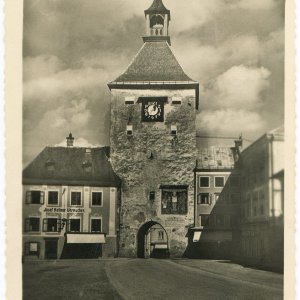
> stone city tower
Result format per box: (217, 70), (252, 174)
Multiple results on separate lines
(108, 0), (199, 258)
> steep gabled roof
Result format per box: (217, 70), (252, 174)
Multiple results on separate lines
(196, 147), (235, 170)
(111, 42), (196, 83)
(23, 147), (121, 187)
(145, 0), (170, 18)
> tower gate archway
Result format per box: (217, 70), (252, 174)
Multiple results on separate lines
(137, 221), (169, 258)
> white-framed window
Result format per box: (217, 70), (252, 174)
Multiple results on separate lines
(47, 190), (59, 206)
(127, 125), (133, 136)
(26, 191), (44, 204)
(214, 176), (225, 187)
(90, 217), (102, 232)
(197, 193), (210, 205)
(43, 217), (61, 232)
(25, 217), (40, 232)
(171, 97), (182, 105)
(24, 242), (40, 256)
(68, 218), (81, 232)
(199, 176), (210, 188)
(125, 96), (135, 105)
(91, 191), (103, 206)
(70, 191), (82, 206)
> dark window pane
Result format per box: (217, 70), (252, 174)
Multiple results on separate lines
(197, 193), (210, 204)
(161, 189), (187, 214)
(215, 177), (225, 187)
(47, 218), (58, 232)
(91, 219), (101, 232)
(201, 215), (209, 227)
(199, 177), (209, 187)
(92, 192), (102, 206)
(48, 191), (58, 205)
(31, 191), (41, 204)
(69, 219), (80, 232)
(28, 218), (40, 232)
(71, 192), (81, 206)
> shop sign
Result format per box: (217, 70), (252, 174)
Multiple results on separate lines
(43, 207), (85, 213)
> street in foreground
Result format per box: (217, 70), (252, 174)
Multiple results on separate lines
(23, 259), (283, 300)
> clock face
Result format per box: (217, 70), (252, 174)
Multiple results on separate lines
(142, 100), (164, 122)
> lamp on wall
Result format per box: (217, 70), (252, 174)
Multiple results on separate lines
(60, 218), (69, 230)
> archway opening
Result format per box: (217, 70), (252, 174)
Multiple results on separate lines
(137, 221), (169, 258)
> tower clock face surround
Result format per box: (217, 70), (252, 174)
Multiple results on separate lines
(139, 97), (167, 122)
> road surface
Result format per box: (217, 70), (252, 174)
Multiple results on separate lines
(23, 259), (283, 300)
(106, 259), (283, 300)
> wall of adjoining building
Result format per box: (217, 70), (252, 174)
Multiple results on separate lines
(22, 184), (118, 260)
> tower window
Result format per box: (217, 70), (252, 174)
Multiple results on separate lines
(125, 96), (135, 105)
(149, 191), (155, 201)
(127, 125), (133, 136)
(171, 97), (182, 105)
(171, 125), (177, 135)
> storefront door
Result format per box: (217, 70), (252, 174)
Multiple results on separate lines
(45, 239), (58, 259)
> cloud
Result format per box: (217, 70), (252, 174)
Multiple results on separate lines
(204, 65), (271, 109)
(23, 55), (65, 81)
(234, 0), (276, 11)
(197, 109), (266, 136)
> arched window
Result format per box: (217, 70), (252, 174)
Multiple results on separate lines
(150, 15), (164, 36)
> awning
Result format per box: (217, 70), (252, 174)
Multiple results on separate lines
(66, 233), (106, 244)
(154, 244), (168, 249)
(193, 231), (202, 242)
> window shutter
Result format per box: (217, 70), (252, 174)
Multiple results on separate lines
(40, 191), (45, 204)
(37, 243), (40, 256)
(209, 194), (212, 205)
(57, 219), (62, 232)
(43, 219), (48, 232)
(25, 219), (30, 232)
(26, 191), (32, 204)
(25, 243), (30, 255)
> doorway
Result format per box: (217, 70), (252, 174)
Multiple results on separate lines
(45, 239), (58, 259)
(137, 221), (169, 258)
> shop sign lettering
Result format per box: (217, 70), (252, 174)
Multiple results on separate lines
(43, 207), (85, 213)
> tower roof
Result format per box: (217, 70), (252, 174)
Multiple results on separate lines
(145, 0), (170, 18)
(110, 42), (195, 83)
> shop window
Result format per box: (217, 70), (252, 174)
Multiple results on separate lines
(158, 230), (164, 240)
(48, 191), (58, 205)
(43, 218), (61, 232)
(71, 191), (81, 206)
(214, 176), (225, 187)
(230, 176), (240, 187)
(68, 219), (81, 232)
(161, 187), (187, 215)
(197, 193), (210, 205)
(91, 218), (102, 232)
(199, 176), (210, 187)
(26, 191), (44, 204)
(25, 217), (40, 232)
(200, 215), (209, 227)
(216, 215), (224, 226)
(92, 192), (102, 206)
(24, 242), (40, 256)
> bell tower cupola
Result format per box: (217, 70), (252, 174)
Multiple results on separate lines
(143, 0), (171, 45)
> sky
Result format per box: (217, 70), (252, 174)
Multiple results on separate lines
(23, 0), (285, 166)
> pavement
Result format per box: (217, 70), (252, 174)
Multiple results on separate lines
(23, 258), (283, 300)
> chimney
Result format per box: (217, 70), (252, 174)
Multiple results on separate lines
(66, 133), (74, 147)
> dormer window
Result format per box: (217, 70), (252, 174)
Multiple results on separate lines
(45, 159), (55, 171)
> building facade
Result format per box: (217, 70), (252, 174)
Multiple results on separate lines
(22, 135), (121, 260)
(108, 0), (200, 258)
(236, 126), (284, 271)
(187, 146), (240, 258)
